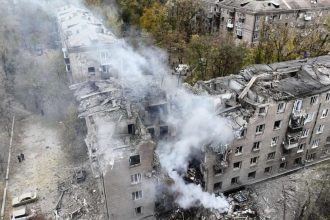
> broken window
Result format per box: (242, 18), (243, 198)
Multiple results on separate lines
(248, 171), (256, 179)
(233, 161), (242, 169)
(132, 191), (143, 200)
(305, 112), (315, 123)
(135, 206), (143, 215)
(213, 182), (222, 191)
(256, 124), (265, 134)
(250, 156), (259, 165)
(131, 173), (142, 184)
(293, 99), (303, 112)
(273, 120), (281, 130)
(271, 136), (279, 147)
(214, 167), (223, 175)
(252, 141), (261, 151)
(310, 95), (318, 105)
(160, 126), (169, 139)
(277, 102), (286, 113)
(129, 155), (140, 166)
(128, 124), (135, 135)
(264, 166), (272, 173)
(298, 143), (305, 152)
(312, 139), (320, 148)
(259, 107), (267, 115)
(280, 162), (287, 169)
(316, 125), (324, 134)
(321, 109), (328, 118)
(306, 153), (316, 161)
(235, 146), (243, 155)
(231, 176), (239, 185)
(238, 128), (247, 139)
(326, 93), (330, 102)
(294, 157), (302, 165)
(267, 152), (276, 160)
(88, 67), (95, 73)
(148, 128), (155, 138)
(301, 128), (309, 138)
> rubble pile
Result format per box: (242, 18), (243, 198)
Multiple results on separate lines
(54, 167), (104, 220)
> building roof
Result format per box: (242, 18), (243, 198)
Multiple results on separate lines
(218, 0), (330, 13)
(57, 6), (116, 50)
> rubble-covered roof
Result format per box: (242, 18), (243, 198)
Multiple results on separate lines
(196, 55), (330, 126)
(57, 6), (116, 50)
(218, 0), (330, 13)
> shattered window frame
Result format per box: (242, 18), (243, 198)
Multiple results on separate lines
(273, 120), (281, 130)
(264, 166), (272, 174)
(310, 95), (319, 105)
(271, 136), (279, 146)
(129, 155), (141, 167)
(277, 102), (286, 113)
(311, 139), (320, 148)
(231, 176), (239, 185)
(235, 146), (243, 155)
(267, 152), (276, 160)
(255, 124), (265, 134)
(135, 206), (143, 215)
(250, 156), (259, 165)
(248, 171), (256, 179)
(213, 182), (222, 191)
(233, 161), (242, 170)
(305, 112), (315, 123)
(280, 162), (287, 169)
(326, 93), (330, 102)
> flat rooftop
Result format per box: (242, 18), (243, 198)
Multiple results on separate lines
(218, 0), (330, 13)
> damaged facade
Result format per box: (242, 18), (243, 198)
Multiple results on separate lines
(58, 5), (330, 220)
(197, 55), (330, 192)
(204, 0), (330, 43)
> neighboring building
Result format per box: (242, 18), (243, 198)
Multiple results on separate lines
(196, 55), (330, 192)
(205, 0), (330, 43)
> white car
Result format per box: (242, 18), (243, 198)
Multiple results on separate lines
(12, 192), (38, 207)
(11, 207), (28, 220)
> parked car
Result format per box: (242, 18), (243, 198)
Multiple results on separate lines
(11, 206), (28, 220)
(12, 192), (38, 207)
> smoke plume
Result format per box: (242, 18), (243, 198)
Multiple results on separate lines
(26, 0), (234, 212)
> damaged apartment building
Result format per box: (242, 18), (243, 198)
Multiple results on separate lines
(57, 4), (330, 220)
(196, 55), (330, 193)
(204, 0), (330, 43)
(57, 5), (169, 220)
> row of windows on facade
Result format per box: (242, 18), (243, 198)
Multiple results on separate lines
(234, 132), (326, 159)
(214, 154), (318, 190)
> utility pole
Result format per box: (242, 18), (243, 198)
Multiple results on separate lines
(0, 115), (15, 220)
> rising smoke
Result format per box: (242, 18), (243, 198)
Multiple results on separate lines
(25, 0), (234, 212)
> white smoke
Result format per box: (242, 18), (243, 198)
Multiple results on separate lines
(25, 0), (235, 212)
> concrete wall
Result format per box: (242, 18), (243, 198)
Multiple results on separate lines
(104, 141), (156, 220)
(205, 91), (330, 192)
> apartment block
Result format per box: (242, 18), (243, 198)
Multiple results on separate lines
(205, 0), (330, 43)
(196, 55), (330, 192)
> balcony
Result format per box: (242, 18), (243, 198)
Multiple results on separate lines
(288, 112), (306, 133)
(283, 134), (300, 150)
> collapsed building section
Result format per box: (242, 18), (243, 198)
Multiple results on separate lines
(57, 4), (330, 220)
(196, 55), (330, 193)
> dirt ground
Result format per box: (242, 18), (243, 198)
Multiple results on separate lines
(249, 161), (330, 220)
(4, 115), (104, 219)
